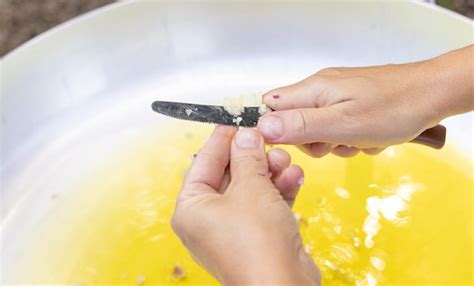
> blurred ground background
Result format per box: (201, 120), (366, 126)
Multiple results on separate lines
(0, 0), (115, 56)
(0, 0), (473, 57)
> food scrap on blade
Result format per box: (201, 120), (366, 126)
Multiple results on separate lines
(232, 116), (243, 125)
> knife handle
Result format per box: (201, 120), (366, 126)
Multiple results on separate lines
(410, 124), (446, 149)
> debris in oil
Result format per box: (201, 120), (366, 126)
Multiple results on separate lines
(171, 265), (186, 281)
(304, 242), (314, 254)
(294, 212), (308, 226)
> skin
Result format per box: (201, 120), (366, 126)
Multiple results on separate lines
(171, 45), (473, 284)
(171, 126), (320, 285)
(257, 45), (473, 157)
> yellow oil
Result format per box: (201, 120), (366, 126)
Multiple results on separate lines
(12, 123), (473, 285)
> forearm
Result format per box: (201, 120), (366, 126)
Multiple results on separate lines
(426, 45), (474, 119)
(216, 248), (318, 286)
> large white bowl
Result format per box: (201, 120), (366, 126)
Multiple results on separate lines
(1, 0), (473, 282)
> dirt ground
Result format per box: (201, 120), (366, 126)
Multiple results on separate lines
(0, 0), (472, 57)
(0, 0), (115, 56)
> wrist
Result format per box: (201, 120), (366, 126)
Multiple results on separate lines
(220, 262), (315, 286)
(422, 45), (474, 120)
(217, 249), (317, 285)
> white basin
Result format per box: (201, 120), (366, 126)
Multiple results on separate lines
(1, 1), (472, 284)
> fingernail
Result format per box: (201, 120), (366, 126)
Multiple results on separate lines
(235, 128), (260, 148)
(258, 115), (283, 140)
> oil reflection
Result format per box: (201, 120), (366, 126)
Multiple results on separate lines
(298, 177), (423, 285)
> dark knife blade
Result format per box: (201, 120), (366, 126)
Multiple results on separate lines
(151, 101), (261, 127)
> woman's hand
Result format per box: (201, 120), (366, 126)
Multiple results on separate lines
(257, 45), (473, 157)
(171, 126), (320, 285)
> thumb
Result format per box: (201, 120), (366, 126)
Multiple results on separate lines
(257, 107), (350, 145)
(229, 128), (273, 189)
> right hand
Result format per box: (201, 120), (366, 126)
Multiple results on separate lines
(257, 45), (473, 157)
(171, 127), (320, 285)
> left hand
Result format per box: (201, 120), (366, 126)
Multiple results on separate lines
(171, 126), (320, 285)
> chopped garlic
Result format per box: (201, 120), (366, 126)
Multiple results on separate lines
(232, 117), (243, 125)
(223, 94), (263, 116)
(224, 97), (245, 116)
(185, 108), (193, 116)
(258, 104), (269, 115)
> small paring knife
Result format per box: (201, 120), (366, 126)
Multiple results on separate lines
(151, 100), (446, 149)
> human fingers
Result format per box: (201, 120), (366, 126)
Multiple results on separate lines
(257, 106), (352, 145)
(267, 148), (291, 178)
(182, 126), (237, 195)
(272, 165), (304, 207)
(331, 145), (360, 158)
(297, 143), (332, 158)
(228, 128), (274, 194)
(362, 147), (385, 155)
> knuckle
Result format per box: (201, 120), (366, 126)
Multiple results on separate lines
(292, 110), (316, 140)
(337, 107), (376, 146)
(310, 153), (324, 158)
(232, 154), (268, 175)
(306, 74), (327, 90)
(232, 153), (262, 169)
(293, 110), (308, 137)
(332, 146), (359, 158)
(310, 149), (329, 158)
(309, 143), (330, 158)
(197, 150), (227, 169)
(267, 148), (290, 167)
(317, 67), (342, 76)
(338, 107), (364, 131)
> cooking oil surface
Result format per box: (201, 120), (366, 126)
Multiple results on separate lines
(8, 123), (473, 285)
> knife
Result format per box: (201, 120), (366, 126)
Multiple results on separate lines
(151, 100), (261, 127)
(151, 100), (446, 149)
